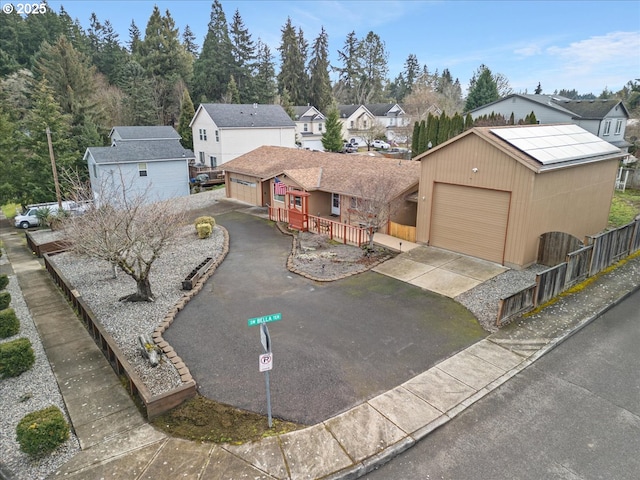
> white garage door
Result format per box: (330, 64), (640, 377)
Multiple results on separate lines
(430, 183), (510, 264)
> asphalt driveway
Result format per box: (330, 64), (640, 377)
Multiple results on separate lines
(164, 210), (486, 425)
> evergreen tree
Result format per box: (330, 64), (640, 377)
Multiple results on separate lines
(224, 75), (241, 103)
(177, 89), (195, 150)
(182, 25), (199, 58)
(138, 6), (192, 124)
(418, 119), (427, 154)
(127, 20), (142, 54)
(0, 11), (23, 75)
(464, 112), (473, 130)
(411, 121), (420, 156)
(253, 39), (277, 104)
(308, 27), (332, 112)
(450, 112), (465, 138)
(335, 31), (361, 103)
(426, 113), (439, 148)
(437, 111), (450, 144)
(321, 105), (344, 152)
(0, 103), (23, 205)
(355, 31), (388, 104)
(464, 64), (500, 111)
(118, 60), (157, 125)
(20, 78), (77, 205)
(229, 9), (256, 103)
(87, 15), (127, 84)
(192, 1), (234, 103)
(277, 18), (308, 105)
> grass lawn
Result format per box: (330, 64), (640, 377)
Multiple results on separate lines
(609, 189), (640, 228)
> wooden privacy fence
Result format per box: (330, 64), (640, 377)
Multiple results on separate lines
(43, 254), (197, 419)
(497, 218), (640, 326)
(388, 221), (416, 243)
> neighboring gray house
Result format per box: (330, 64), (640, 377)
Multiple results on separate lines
(109, 126), (181, 143)
(190, 103), (296, 167)
(85, 127), (193, 206)
(292, 105), (326, 150)
(468, 94), (631, 151)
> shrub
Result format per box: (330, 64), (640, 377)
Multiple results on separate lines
(196, 222), (213, 239)
(16, 406), (69, 456)
(194, 216), (216, 229)
(0, 337), (35, 378)
(0, 274), (8, 290)
(0, 308), (19, 338)
(0, 291), (10, 310)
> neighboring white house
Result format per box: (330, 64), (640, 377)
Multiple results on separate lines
(189, 103), (296, 168)
(292, 105), (326, 151)
(85, 127), (193, 206)
(468, 94), (631, 152)
(332, 104), (377, 146)
(364, 103), (409, 143)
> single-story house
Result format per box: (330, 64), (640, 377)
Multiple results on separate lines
(222, 145), (420, 230)
(414, 124), (626, 269)
(293, 106), (326, 151)
(85, 128), (194, 206)
(189, 103), (296, 168)
(468, 94), (631, 152)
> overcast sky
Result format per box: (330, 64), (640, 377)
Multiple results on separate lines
(42, 0), (640, 96)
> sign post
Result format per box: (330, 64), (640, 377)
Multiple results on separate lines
(248, 313), (280, 428)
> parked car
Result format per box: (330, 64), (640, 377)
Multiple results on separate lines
(342, 142), (358, 153)
(372, 139), (390, 149)
(14, 201), (87, 229)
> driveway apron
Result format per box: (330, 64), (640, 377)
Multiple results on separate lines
(163, 211), (486, 425)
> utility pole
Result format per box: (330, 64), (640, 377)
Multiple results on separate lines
(46, 126), (63, 208)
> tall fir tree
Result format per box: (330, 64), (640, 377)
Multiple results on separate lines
(127, 20), (142, 54)
(277, 18), (308, 106)
(118, 60), (157, 125)
(229, 9), (256, 103)
(182, 25), (199, 58)
(464, 64), (500, 111)
(356, 31), (388, 104)
(321, 105), (344, 152)
(411, 121), (420, 156)
(253, 39), (277, 104)
(0, 103), (23, 204)
(308, 26), (332, 112)
(335, 31), (361, 104)
(192, 0), (234, 103)
(177, 89), (195, 150)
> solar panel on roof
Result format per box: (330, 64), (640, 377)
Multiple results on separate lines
(490, 125), (620, 165)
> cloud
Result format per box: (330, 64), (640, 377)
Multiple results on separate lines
(514, 45), (542, 57)
(546, 31), (639, 70)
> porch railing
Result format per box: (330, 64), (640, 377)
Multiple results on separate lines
(269, 207), (371, 247)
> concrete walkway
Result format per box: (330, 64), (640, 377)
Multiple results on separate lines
(3, 222), (640, 479)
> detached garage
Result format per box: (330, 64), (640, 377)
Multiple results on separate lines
(415, 124), (625, 269)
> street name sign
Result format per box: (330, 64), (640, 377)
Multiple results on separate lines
(247, 312), (282, 327)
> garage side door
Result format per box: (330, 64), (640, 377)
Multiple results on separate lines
(430, 183), (510, 264)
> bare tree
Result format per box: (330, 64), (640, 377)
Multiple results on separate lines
(347, 171), (411, 249)
(357, 123), (387, 150)
(61, 169), (186, 302)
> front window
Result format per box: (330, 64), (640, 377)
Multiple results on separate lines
(615, 119), (623, 135)
(350, 120), (354, 128)
(199, 128), (207, 141)
(138, 163), (147, 177)
(303, 123), (308, 132)
(363, 120), (368, 128)
(603, 120), (611, 136)
(318, 123), (323, 132)
(215, 130), (219, 142)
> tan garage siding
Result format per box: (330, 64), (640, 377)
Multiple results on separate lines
(430, 183), (511, 263)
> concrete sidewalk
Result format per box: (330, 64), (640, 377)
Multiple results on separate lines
(3, 223), (640, 479)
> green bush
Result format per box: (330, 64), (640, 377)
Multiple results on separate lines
(194, 216), (216, 229)
(0, 274), (8, 290)
(0, 337), (35, 378)
(196, 222), (213, 239)
(0, 308), (19, 338)
(0, 291), (10, 310)
(16, 406), (70, 456)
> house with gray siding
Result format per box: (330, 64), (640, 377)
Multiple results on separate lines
(85, 127), (193, 206)
(468, 94), (631, 151)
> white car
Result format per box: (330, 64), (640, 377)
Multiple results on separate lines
(372, 139), (390, 149)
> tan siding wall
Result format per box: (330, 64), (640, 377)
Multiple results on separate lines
(308, 191), (332, 217)
(417, 134), (535, 266)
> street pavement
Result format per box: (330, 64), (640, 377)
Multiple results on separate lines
(2, 202), (640, 479)
(363, 287), (640, 479)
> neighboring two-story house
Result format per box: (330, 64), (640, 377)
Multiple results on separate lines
(364, 103), (409, 144)
(468, 94), (631, 152)
(190, 103), (296, 168)
(333, 104), (377, 146)
(85, 126), (194, 206)
(292, 106), (326, 151)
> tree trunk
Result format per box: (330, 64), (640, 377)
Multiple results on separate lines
(119, 276), (154, 302)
